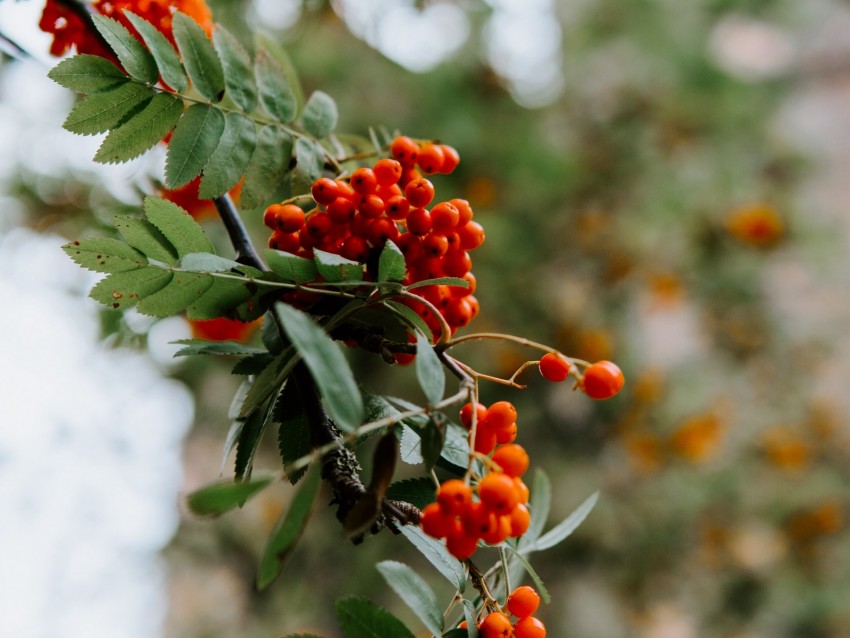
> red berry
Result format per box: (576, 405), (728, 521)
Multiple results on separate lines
(417, 143), (445, 174)
(405, 177), (435, 208)
(350, 167), (377, 194)
(436, 479), (472, 515)
(366, 217), (399, 246)
(438, 144), (460, 174)
(357, 193), (385, 218)
(430, 201), (460, 233)
(514, 616), (546, 638)
(458, 220), (485, 250)
(510, 503), (531, 537)
(482, 401), (517, 433)
(311, 177), (339, 205)
(492, 444), (529, 478)
(479, 612), (513, 638)
(406, 207), (432, 236)
(385, 195), (410, 220)
(268, 230), (300, 253)
(460, 402), (488, 429)
(327, 196), (356, 224)
(539, 352), (571, 382)
(442, 250), (472, 277)
(507, 586), (540, 618)
(445, 522), (478, 559)
(582, 361), (625, 400)
(420, 502), (454, 539)
(478, 473), (519, 515)
(305, 211), (332, 237)
(423, 233), (449, 258)
(340, 236), (369, 262)
(390, 135), (420, 166)
(373, 158), (403, 186)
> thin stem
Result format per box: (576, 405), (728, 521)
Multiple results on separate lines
(397, 289), (453, 345)
(467, 560), (500, 614)
(499, 546), (512, 601)
(442, 331), (591, 368)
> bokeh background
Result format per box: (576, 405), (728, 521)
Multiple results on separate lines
(3, 0), (850, 636)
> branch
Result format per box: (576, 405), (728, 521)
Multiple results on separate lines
(213, 194), (266, 270)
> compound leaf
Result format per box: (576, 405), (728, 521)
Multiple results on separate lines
(62, 81), (149, 135)
(241, 125), (293, 210)
(48, 54), (127, 94)
(213, 25), (257, 112)
(385, 477), (435, 510)
(377, 240), (405, 283)
(531, 491), (599, 553)
(165, 103), (226, 188)
(143, 197), (214, 257)
(275, 377), (312, 485)
(113, 215), (178, 265)
(172, 11), (224, 102)
(199, 111), (257, 198)
(94, 92), (183, 164)
(90, 267), (172, 310)
(398, 525), (466, 591)
(63, 237), (146, 273)
(313, 249), (363, 283)
(91, 14), (157, 83)
(266, 249), (318, 283)
(124, 11), (188, 92)
(135, 271), (214, 317)
(414, 330), (444, 405)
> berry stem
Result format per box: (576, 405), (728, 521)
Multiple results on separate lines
(441, 332), (591, 366)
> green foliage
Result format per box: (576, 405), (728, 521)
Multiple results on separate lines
(63, 237), (146, 273)
(199, 112), (257, 198)
(47, 54), (126, 94)
(266, 248), (319, 283)
(113, 215), (178, 265)
(313, 249), (364, 283)
(172, 11), (224, 102)
(256, 47), (296, 123)
(414, 331), (445, 405)
(384, 477), (435, 510)
(377, 241), (406, 283)
(376, 560), (443, 637)
(335, 596), (415, 638)
(174, 339), (265, 357)
(165, 103), (226, 188)
(186, 475), (273, 516)
(213, 25), (258, 112)
(143, 197), (214, 256)
(275, 377), (312, 484)
(93, 92), (183, 163)
(530, 491), (599, 553)
(398, 525), (466, 591)
(91, 14), (158, 83)
(301, 90), (338, 138)
(62, 81), (149, 135)
(124, 11), (188, 92)
(240, 125), (292, 210)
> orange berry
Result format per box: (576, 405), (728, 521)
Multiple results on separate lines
(492, 444), (530, 478)
(479, 611), (513, 638)
(421, 502), (454, 539)
(446, 522), (478, 559)
(311, 177), (339, 205)
(373, 158), (403, 186)
(508, 586), (540, 618)
(481, 514), (512, 545)
(474, 423), (498, 455)
(514, 616), (546, 638)
(385, 195), (410, 220)
(582, 361), (625, 400)
(514, 478), (530, 505)
(417, 143), (445, 174)
(478, 473), (519, 515)
(404, 177), (435, 208)
(390, 135), (420, 166)
(430, 201), (460, 233)
(539, 352), (571, 382)
(460, 402), (488, 429)
(268, 230), (300, 254)
(482, 401), (518, 433)
(458, 220), (485, 250)
(276, 204), (306, 233)
(406, 207), (432, 236)
(461, 501), (495, 539)
(451, 198), (474, 226)
(350, 167), (378, 194)
(509, 503), (531, 537)
(442, 249), (472, 277)
(438, 144), (460, 174)
(495, 423), (518, 445)
(437, 479), (473, 515)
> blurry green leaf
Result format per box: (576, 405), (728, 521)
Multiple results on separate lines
(399, 423), (425, 465)
(504, 546), (551, 604)
(384, 300), (432, 343)
(136, 271), (214, 317)
(398, 525), (465, 591)
(524, 468), (552, 545)
(173, 339), (264, 357)
(199, 112), (257, 198)
(385, 477), (435, 510)
(275, 303), (363, 432)
(172, 11), (224, 102)
(143, 197), (215, 257)
(186, 474), (273, 516)
(266, 248), (318, 283)
(91, 15), (157, 83)
(124, 11), (187, 92)
(238, 348), (293, 419)
(462, 599), (480, 638)
(48, 54), (126, 94)
(335, 596), (415, 638)
(165, 103), (226, 188)
(256, 47), (296, 123)
(220, 419), (245, 474)
(419, 413), (446, 470)
(234, 405), (268, 479)
(301, 90), (338, 138)
(314, 249), (363, 283)
(531, 491), (599, 552)
(94, 93), (183, 164)
(213, 25), (257, 112)
(241, 125), (292, 210)
(62, 81), (149, 135)
(186, 277), (254, 319)
(376, 560), (443, 637)
(406, 277), (469, 291)
(292, 137), (324, 194)
(178, 252), (242, 272)
(257, 466), (320, 589)
(414, 331), (444, 405)
(113, 215), (178, 265)
(90, 267), (172, 310)
(378, 241), (405, 282)
(231, 352), (275, 376)
(439, 422), (469, 470)
(62, 237), (146, 273)
(275, 377), (312, 485)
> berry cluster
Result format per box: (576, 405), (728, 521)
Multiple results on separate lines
(263, 136), (485, 341)
(538, 352), (625, 400)
(472, 586), (546, 637)
(420, 401), (531, 560)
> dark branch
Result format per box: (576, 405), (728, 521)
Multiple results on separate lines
(213, 194), (266, 270)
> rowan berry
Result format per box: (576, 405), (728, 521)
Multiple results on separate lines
(461, 500), (494, 538)
(414, 256), (444, 280)
(460, 402), (488, 429)
(396, 233), (423, 261)
(514, 616), (546, 638)
(510, 503), (531, 537)
(268, 230), (300, 254)
(442, 250), (472, 277)
(417, 143), (445, 174)
(349, 213), (370, 238)
(458, 220), (485, 250)
(438, 144), (460, 174)
(377, 184), (403, 201)
(430, 201), (460, 233)
(311, 177), (339, 205)
(444, 297), (474, 328)
(385, 195), (410, 220)
(305, 210), (332, 237)
(507, 585), (540, 619)
(492, 444), (530, 478)
(327, 196), (356, 224)
(582, 360), (625, 400)
(423, 233), (449, 258)
(445, 523), (478, 559)
(539, 352), (571, 382)
(450, 272), (477, 297)
(405, 177), (435, 208)
(334, 179), (355, 199)
(263, 204), (278, 229)
(495, 423), (517, 445)
(474, 424), (498, 455)
(482, 401), (518, 433)
(421, 502), (454, 539)
(406, 207), (432, 236)
(357, 193), (385, 218)
(366, 217), (399, 246)
(340, 236), (369, 262)
(390, 135), (420, 166)
(479, 611), (513, 638)
(350, 167), (378, 194)
(451, 198), (474, 226)
(481, 513), (512, 545)
(373, 158), (403, 186)
(478, 473), (519, 515)
(514, 478), (530, 505)
(437, 479), (473, 515)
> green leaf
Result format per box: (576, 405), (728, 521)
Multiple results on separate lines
(238, 348), (294, 419)
(136, 271), (214, 317)
(144, 197), (215, 257)
(275, 377), (312, 485)
(384, 300), (432, 343)
(385, 477), (435, 510)
(336, 596), (415, 638)
(301, 90), (338, 138)
(419, 413), (446, 470)
(186, 474), (273, 516)
(275, 303), (364, 432)
(90, 267), (172, 310)
(113, 215), (178, 265)
(292, 136), (324, 194)
(220, 419), (245, 473)
(378, 241), (406, 283)
(406, 277), (470, 291)
(462, 600), (480, 638)
(531, 491), (599, 552)
(399, 423), (425, 465)
(313, 249), (364, 283)
(178, 252), (242, 272)
(257, 465), (320, 589)
(241, 125), (293, 210)
(232, 352), (275, 376)
(91, 14), (157, 83)
(124, 11), (188, 92)
(165, 103), (226, 188)
(94, 92), (183, 164)
(439, 422), (470, 470)
(266, 248), (318, 283)
(63, 237), (146, 273)
(173, 339), (265, 357)
(524, 468), (552, 546)
(186, 277), (254, 320)
(62, 81), (149, 135)
(398, 525), (466, 591)
(504, 546), (551, 604)
(199, 112), (257, 199)
(172, 11), (225, 102)
(414, 331), (444, 405)
(213, 25), (257, 112)
(255, 47), (296, 123)
(376, 560), (443, 637)
(234, 405), (268, 479)
(48, 54), (127, 94)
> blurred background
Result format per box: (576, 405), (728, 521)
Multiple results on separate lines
(2, 0), (850, 636)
